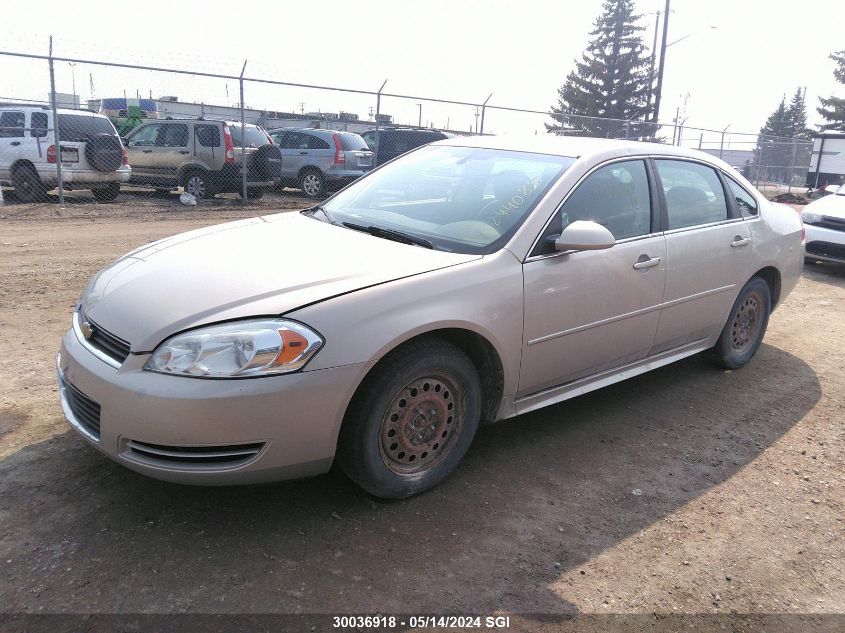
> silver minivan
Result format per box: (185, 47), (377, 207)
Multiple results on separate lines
(268, 128), (373, 198)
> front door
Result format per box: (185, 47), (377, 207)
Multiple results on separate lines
(519, 159), (666, 398)
(0, 110), (24, 180)
(153, 122), (190, 185)
(649, 158), (754, 354)
(125, 122), (162, 182)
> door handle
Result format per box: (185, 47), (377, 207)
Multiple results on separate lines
(633, 256), (661, 270)
(299, 151), (308, 155)
(142, 149), (152, 153)
(179, 150), (190, 154)
(731, 237), (752, 248)
(10, 141), (20, 146)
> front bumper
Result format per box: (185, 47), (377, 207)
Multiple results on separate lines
(805, 223), (845, 263)
(57, 325), (370, 485)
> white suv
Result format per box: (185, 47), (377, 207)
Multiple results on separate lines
(0, 105), (131, 202)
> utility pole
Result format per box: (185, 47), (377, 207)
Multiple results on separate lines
(299, 102), (306, 115)
(652, 0), (671, 123)
(68, 62), (77, 103)
(416, 103), (422, 127)
(645, 11), (660, 118)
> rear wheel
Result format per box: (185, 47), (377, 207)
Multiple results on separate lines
(12, 165), (49, 202)
(299, 169), (326, 199)
(181, 170), (215, 199)
(708, 277), (771, 369)
(337, 338), (481, 499)
(91, 183), (120, 201)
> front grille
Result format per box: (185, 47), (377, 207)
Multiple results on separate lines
(124, 440), (265, 469)
(63, 379), (101, 440)
(81, 313), (131, 364)
(806, 241), (845, 262)
(818, 216), (845, 232)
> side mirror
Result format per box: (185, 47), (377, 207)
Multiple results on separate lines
(553, 220), (615, 252)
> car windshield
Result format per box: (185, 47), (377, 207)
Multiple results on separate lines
(57, 114), (117, 142)
(320, 145), (573, 254)
(228, 124), (269, 148)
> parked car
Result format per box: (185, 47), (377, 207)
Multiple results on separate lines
(361, 127), (450, 166)
(267, 128), (373, 198)
(802, 183), (845, 263)
(0, 105), (130, 202)
(57, 135), (803, 499)
(124, 119), (282, 199)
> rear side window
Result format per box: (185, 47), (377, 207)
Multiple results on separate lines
(57, 114), (117, 141)
(30, 112), (48, 138)
(195, 124), (220, 147)
(159, 124), (188, 147)
(0, 111), (25, 138)
(726, 177), (758, 217)
(338, 133), (368, 151)
(655, 160), (729, 229)
(305, 134), (330, 150)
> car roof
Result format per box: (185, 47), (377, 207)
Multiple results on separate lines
(436, 134), (732, 168)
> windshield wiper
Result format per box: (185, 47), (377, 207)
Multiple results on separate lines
(304, 204), (339, 225)
(342, 222), (433, 249)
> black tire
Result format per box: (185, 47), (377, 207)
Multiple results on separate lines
(299, 169), (326, 199)
(84, 134), (124, 172)
(337, 337), (482, 499)
(12, 164), (49, 202)
(181, 170), (215, 199)
(707, 277), (772, 369)
(91, 183), (120, 202)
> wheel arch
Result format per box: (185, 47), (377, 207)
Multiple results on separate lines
(753, 266), (781, 308)
(298, 164), (324, 180)
(10, 158), (37, 175)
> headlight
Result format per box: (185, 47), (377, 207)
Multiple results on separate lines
(801, 210), (822, 225)
(144, 319), (323, 378)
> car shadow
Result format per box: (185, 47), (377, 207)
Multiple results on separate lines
(0, 344), (820, 623)
(803, 261), (845, 286)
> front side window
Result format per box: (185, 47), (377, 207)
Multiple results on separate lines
(321, 145), (573, 254)
(0, 111), (25, 138)
(726, 177), (758, 217)
(159, 124), (188, 147)
(126, 124), (160, 147)
(655, 159), (729, 229)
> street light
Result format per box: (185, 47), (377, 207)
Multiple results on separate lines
(68, 62), (77, 104)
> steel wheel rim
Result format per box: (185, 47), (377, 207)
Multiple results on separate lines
(186, 176), (206, 198)
(378, 374), (465, 476)
(302, 174), (320, 196)
(731, 290), (763, 351)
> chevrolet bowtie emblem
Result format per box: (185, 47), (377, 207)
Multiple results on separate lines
(80, 320), (94, 339)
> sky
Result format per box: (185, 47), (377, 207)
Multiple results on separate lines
(0, 0), (842, 152)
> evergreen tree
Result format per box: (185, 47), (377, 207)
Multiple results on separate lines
(785, 87), (811, 139)
(817, 50), (845, 131)
(547, 0), (652, 138)
(755, 97), (791, 182)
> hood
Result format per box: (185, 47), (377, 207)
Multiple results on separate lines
(81, 212), (479, 351)
(805, 192), (845, 219)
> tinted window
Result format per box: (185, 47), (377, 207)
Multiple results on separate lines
(228, 124), (269, 148)
(726, 177), (758, 217)
(159, 124), (188, 147)
(195, 124), (220, 147)
(305, 134), (330, 150)
(57, 114), (116, 141)
(0, 111), (25, 138)
(126, 124), (160, 147)
(338, 133), (368, 151)
(559, 160), (651, 242)
(30, 112), (48, 138)
(655, 160), (729, 229)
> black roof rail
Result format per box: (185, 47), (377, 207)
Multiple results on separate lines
(0, 102), (50, 110)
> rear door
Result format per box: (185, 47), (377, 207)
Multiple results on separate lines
(125, 122), (162, 181)
(303, 131), (333, 173)
(276, 131), (308, 180)
(194, 123), (222, 171)
(649, 158), (753, 354)
(25, 111), (50, 165)
(0, 110), (24, 178)
(338, 132), (373, 170)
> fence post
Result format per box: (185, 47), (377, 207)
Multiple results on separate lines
(373, 79), (387, 167)
(239, 60), (247, 203)
(479, 93), (492, 135)
(788, 136), (798, 193)
(47, 36), (65, 206)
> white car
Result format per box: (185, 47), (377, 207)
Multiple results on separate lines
(802, 184), (845, 263)
(0, 105), (131, 202)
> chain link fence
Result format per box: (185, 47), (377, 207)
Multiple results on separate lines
(0, 44), (817, 205)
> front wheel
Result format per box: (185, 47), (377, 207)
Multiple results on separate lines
(337, 338), (482, 499)
(707, 277), (771, 369)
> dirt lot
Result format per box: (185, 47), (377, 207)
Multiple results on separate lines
(0, 193), (843, 630)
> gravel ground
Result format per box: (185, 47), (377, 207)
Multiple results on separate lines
(0, 194), (842, 630)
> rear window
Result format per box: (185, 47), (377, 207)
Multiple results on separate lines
(338, 133), (368, 151)
(57, 114), (117, 141)
(227, 124), (269, 148)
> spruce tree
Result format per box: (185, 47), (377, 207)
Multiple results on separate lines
(785, 88), (810, 139)
(548, 0), (652, 138)
(755, 97), (791, 182)
(817, 50), (845, 131)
